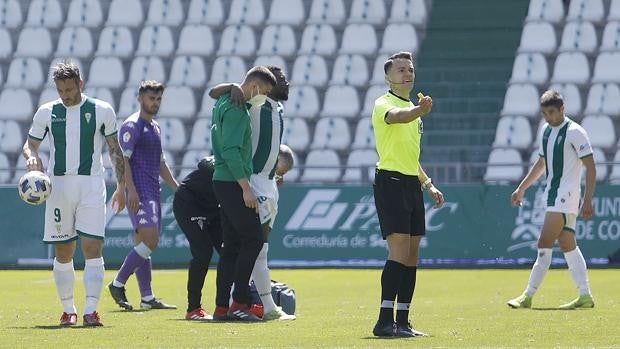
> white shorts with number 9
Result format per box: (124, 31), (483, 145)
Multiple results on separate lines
(44, 175), (106, 243)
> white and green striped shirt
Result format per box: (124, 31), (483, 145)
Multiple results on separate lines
(28, 94), (117, 177)
(538, 117), (593, 213)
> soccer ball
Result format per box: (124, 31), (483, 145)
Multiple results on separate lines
(18, 171), (52, 205)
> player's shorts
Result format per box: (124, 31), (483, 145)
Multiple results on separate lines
(546, 188), (580, 216)
(127, 195), (161, 232)
(562, 213), (577, 232)
(373, 169), (425, 239)
(44, 175), (106, 243)
(251, 174), (278, 228)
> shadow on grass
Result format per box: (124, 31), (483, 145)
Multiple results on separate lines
(531, 307), (574, 311)
(5, 325), (114, 330)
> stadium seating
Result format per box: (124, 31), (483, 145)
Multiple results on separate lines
(307, 0), (346, 26)
(380, 23), (418, 55)
(106, 0), (144, 27)
(0, 28), (11, 60)
(38, 88), (58, 106)
(158, 86), (196, 119)
(146, 0), (184, 26)
(591, 147), (609, 181)
(0, 152), (10, 183)
(177, 25), (215, 56)
(83, 87), (116, 110)
(126, 56), (166, 88)
(349, 0), (385, 25)
(330, 54), (368, 87)
(266, 0), (304, 26)
(510, 53), (548, 85)
(88, 57), (125, 88)
(0, 0), (23, 29)
(320, 85), (360, 118)
(492, 116), (532, 150)
(96, 26), (135, 58)
(566, 0), (604, 23)
(549, 83), (582, 116)
(389, 0), (427, 26)
(484, 148), (524, 183)
(600, 21), (620, 51)
(26, 0), (63, 28)
(291, 55), (328, 87)
(187, 118), (212, 150)
(551, 52), (590, 85)
(608, 149), (620, 183)
(310, 117), (351, 151)
(159, 118), (187, 152)
(217, 25), (257, 57)
(117, 87), (139, 118)
(186, 0), (224, 26)
(592, 53), (620, 83)
(584, 83), (620, 116)
(0, 120), (23, 153)
(0, 89), (33, 121)
(610, 0), (620, 21)
(519, 22), (556, 54)
(581, 115), (616, 149)
(197, 90), (217, 118)
(342, 149), (378, 183)
(136, 25), (175, 57)
(298, 24), (337, 56)
(351, 117), (375, 149)
(15, 28), (53, 58)
(66, 0), (104, 28)
(56, 27), (95, 59)
(559, 21), (597, 54)
(6, 58), (44, 90)
(301, 149), (341, 182)
(168, 56), (207, 87)
(525, 0), (564, 23)
(361, 84), (386, 117)
(208, 55), (247, 86)
(340, 24), (377, 56)
(254, 55), (288, 76)
(281, 117), (310, 152)
(179, 149), (211, 179)
(257, 25), (297, 57)
(501, 84), (539, 117)
(227, 0), (265, 26)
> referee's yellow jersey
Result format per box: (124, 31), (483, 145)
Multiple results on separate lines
(371, 91), (423, 176)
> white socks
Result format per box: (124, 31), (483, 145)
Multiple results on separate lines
(251, 243), (278, 313)
(83, 257), (105, 315)
(564, 247), (591, 296)
(525, 248), (552, 296)
(53, 258), (77, 314)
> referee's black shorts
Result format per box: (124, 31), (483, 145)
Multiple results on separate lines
(373, 169), (426, 239)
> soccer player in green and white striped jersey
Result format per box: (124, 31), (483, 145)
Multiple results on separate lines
(209, 65), (296, 320)
(22, 61), (126, 326)
(508, 90), (596, 310)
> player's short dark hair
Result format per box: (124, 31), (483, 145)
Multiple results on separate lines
(265, 65), (289, 101)
(244, 66), (277, 87)
(540, 90), (564, 109)
(52, 61), (81, 83)
(384, 51), (415, 74)
(138, 80), (165, 95)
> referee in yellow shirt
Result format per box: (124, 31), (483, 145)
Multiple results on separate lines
(371, 51), (445, 338)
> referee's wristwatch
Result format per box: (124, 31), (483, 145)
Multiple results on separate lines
(422, 177), (432, 190)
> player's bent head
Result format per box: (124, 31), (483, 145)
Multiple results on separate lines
(52, 60), (82, 84)
(277, 144), (295, 174)
(540, 90), (564, 109)
(265, 65), (289, 101)
(244, 66), (277, 95)
(52, 61), (83, 106)
(138, 80), (165, 96)
(384, 51), (415, 75)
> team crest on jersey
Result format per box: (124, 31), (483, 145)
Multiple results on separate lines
(418, 120), (424, 134)
(85, 113), (92, 123)
(123, 131), (131, 143)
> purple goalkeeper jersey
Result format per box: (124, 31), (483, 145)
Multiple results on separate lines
(119, 113), (162, 200)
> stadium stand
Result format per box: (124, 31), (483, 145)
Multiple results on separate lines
(1, 0), (618, 186)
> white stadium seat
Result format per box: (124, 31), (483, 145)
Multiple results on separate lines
(179, 150), (211, 179)
(0, 89), (33, 121)
(370, 55), (389, 85)
(168, 56), (207, 88)
(351, 117), (375, 149)
(83, 87), (115, 110)
(102, 151), (118, 183)
(117, 87), (140, 118)
(96, 26), (134, 58)
(253, 55), (288, 77)
(106, 0), (144, 27)
(208, 56), (247, 86)
(548, 83), (582, 116)
(291, 55), (328, 87)
(298, 24), (337, 56)
(380, 24), (418, 55)
(551, 52), (590, 85)
(492, 116), (532, 150)
(559, 21), (597, 54)
(342, 149), (378, 183)
(567, 0), (604, 23)
(146, 0), (184, 26)
(389, 0), (427, 26)
(301, 149), (341, 182)
(484, 148), (523, 183)
(15, 28), (53, 58)
(340, 24), (377, 56)
(610, 0), (620, 21)
(6, 58), (43, 90)
(501, 84), (540, 117)
(88, 57), (125, 88)
(362, 84), (387, 117)
(0, 152), (11, 184)
(266, 0), (304, 26)
(349, 0), (385, 24)
(136, 25), (175, 57)
(186, 0), (223, 26)
(0, 29), (11, 60)
(38, 88), (59, 107)
(526, 0), (564, 23)
(67, 0), (103, 27)
(307, 0), (345, 25)
(227, 0), (265, 26)
(197, 90), (216, 118)
(126, 56), (166, 88)
(284, 86), (320, 119)
(330, 54), (368, 87)
(0, 0), (22, 29)
(281, 118), (309, 152)
(518, 22), (556, 54)
(158, 118), (186, 151)
(257, 25), (296, 57)
(311, 117), (351, 151)
(26, 0), (63, 28)
(158, 86), (196, 119)
(321, 85), (360, 119)
(591, 147), (608, 181)
(584, 83), (620, 116)
(591, 53), (620, 83)
(510, 53), (548, 85)
(56, 27), (94, 59)
(217, 25), (256, 57)
(177, 25), (215, 56)
(600, 21), (620, 52)
(187, 119), (212, 150)
(0, 120), (23, 153)
(581, 115), (615, 149)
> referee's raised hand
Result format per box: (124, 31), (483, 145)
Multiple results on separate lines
(417, 94), (433, 115)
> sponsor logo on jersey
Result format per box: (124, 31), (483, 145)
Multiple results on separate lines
(139, 218), (148, 225)
(143, 127), (149, 133)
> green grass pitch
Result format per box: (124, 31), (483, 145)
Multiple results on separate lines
(0, 269), (618, 348)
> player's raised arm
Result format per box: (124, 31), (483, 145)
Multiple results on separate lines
(208, 83), (245, 107)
